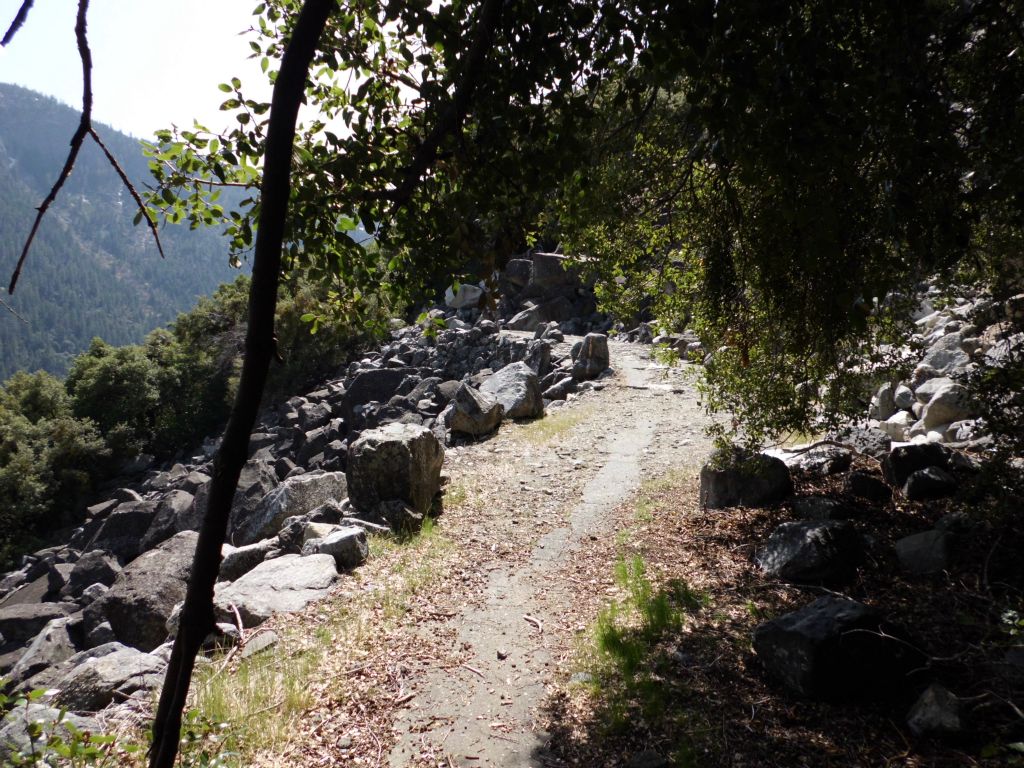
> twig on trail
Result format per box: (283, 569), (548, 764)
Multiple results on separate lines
(230, 602), (247, 645)
(523, 614), (543, 633)
(461, 663), (486, 680)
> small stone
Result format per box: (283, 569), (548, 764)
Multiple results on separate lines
(907, 683), (961, 736)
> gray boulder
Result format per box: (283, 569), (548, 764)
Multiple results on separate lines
(868, 382), (897, 421)
(231, 471), (348, 546)
(61, 550), (121, 599)
(346, 423), (444, 521)
(895, 530), (951, 575)
(214, 554), (339, 627)
(341, 367), (418, 423)
(7, 616), (81, 685)
(0, 703), (99, 762)
(445, 383), (504, 436)
(903, 466), (958, 501)
(504, 258), (532, 287)
(301, 526), (368, 570)
(219, 539), (276, 582)
(845, 470), (893, 502)
(907, 683), (961, 736)
(194, 455), (278, 542)
(445, 283), (484, 309)
(480, 361), (544, 420)
(753, 596), (923, 701)
(918, 332), (970, 376)
(0, 603), (74, 647)
(882, 443), (960, 488)
(920, 382), (972, 430)
(756, 521), (863, 584)
(52, 644), (165, 712)
(88, 501), (158, 562)
(699, 448), (792, 509)
(830, 426), (891, 460)
(141, 490), (198, 551)
(83, 531), (196, 652)
(572, 333), (610, 381)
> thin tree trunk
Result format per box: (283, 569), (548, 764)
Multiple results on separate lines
(147, 2), (335, 765)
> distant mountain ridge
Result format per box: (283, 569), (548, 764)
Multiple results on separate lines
(0, 83), (243, 380)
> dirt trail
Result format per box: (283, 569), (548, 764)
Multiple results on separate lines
(387, 339), (713, 767)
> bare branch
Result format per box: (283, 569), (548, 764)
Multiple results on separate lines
(9, 0), (167, 291)
(88, 127), (165, 259)
(8, 0), (92, 294)
(0, 295), (29, 324)
(1, 0), (34, 47)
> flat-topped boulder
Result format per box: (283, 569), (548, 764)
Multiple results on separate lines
(214, 554), (339, 628)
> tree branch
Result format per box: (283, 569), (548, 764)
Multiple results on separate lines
(8, 0), (91, 295)
(1, 0), (33, 46)
(8, 0), (166, 293)
(88, 127), (165, 258)
(0, 295), (29, 324)
(384, 0), (504, 212)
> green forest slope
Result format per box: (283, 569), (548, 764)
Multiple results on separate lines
(0, 83), (242, 380)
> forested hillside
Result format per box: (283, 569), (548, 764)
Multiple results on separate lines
(0, 83), (241, 380)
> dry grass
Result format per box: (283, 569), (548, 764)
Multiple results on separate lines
(183, 517), (454, 763)
(515, 402), (593, 445)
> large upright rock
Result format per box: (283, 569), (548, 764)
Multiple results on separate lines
(346, 423), (444, 521)
(572, 333), (610, 381)
(230, 471), (348, 546)
(214, 554), (339, 627)
(480, 361), (544, 419)
(699, 448), (792, 509)
(445, 383), (504, 436)
(753, 596), (923, 701)
(194, 454), (278, 539)
(83, 531), (196, 652)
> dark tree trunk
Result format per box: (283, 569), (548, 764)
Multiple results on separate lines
(146, 2), (335, 766)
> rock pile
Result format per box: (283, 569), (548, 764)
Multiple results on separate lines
(867, 288), (1024, 448)
(0, 276), (613, 729)
(697, 433), (985, 736)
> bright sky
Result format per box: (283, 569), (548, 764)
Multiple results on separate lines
(0, 0), (270, 139)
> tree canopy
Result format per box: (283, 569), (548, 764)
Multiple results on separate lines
(146, 0), (1024, 444)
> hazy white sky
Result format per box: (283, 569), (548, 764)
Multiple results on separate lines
(0, 0), (270, 138)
